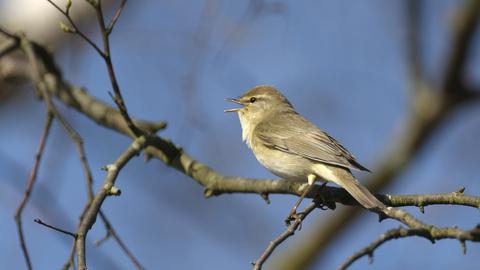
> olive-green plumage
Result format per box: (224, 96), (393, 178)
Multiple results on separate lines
(225, 85), (386, 212)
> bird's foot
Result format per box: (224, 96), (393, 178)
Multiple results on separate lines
(284, 209), (302, 230)
(313, 182), (328, 210)
(314, 196), (328, 210)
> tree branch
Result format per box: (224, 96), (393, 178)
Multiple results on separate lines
(34, 219), (77, 238)
(2, 7), (480, 268)
(337, 224), (480, 270)
(2, 32), (480, 210)
(253, 189), (480, 270)
(46, 0), (104, 56)
(47, 0), (141, 138)
(271, 0), (480, 268)
(76, 136), (150, 270)
(96, 211), (145, 270)
(14, 112), (53, 270)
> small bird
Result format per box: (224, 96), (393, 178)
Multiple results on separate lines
(224, 85), (387, 225)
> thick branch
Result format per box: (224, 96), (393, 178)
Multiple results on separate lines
(253, 190), (480, 270)
(2, 35), (480, 210)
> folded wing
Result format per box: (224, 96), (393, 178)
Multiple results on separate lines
(254, 118), (370, 172)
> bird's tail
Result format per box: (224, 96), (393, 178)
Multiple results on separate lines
(335, 170), (387, 213)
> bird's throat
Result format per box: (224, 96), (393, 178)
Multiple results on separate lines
(237, 112), (256, 148)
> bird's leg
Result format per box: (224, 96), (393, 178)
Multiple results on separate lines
(285, 174), (316, 227)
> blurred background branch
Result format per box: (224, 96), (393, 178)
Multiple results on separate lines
(1, 1), (480, 270)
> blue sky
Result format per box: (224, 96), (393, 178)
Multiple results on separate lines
(1, 1), (480, 269)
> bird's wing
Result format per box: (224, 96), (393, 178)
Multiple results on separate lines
(254, 118), (370, 172)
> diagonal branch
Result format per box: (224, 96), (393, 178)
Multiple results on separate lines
(336, 224), (480, 270)
(89, 0), (141, 138)
(106, 0), (128, 33)
(96, 211), (145, 270)
(14, 112), (54, 270)
(13, 32), (144, 270)
(76, 135), (151, 270)
(252, 199), (320, 270)
(47, 0), (141, 138)
(34, 219), (77, 238)
(253, 189), (480, 270)
(46, 0), (104, 56)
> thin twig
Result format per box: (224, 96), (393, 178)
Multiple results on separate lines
(21, 36), (90, 270)
(74, 135), (145, 269)
(76, 136), (150, 270)
(336, 223), (480, 270)
(34, 219), (77, 238)
(75, 136), (94, 198)
(88, 0), (142, 137)
(99, 4), (139, 136)
(107, 0), (128, 33)
(98, 211), (145, 270)
(46, 0), (104, 56)
(61, 129), (95, 270)
(14, 112), (54, 270)
(253, 200), (318, 270)
(254, 199), (480, 270)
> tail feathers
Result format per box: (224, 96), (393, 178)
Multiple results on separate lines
(337, 174), (387, 213)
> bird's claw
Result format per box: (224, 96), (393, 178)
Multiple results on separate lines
(314, 182), (328, 210)
(284, 213), (302, 230)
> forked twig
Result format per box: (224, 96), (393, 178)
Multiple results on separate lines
(47, 0), (140, 138)
(252, 199), (319, 270)
(46, 0), (103, 55)
(96, 211), (145, 269)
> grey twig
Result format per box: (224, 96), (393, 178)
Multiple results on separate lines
(34, 219), (77, 238)
(14, 112), (54, 270)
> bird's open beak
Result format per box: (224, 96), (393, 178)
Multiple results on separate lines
(224, 98), (245, 113)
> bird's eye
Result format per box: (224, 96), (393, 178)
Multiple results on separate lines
(250, 97), (257, 103)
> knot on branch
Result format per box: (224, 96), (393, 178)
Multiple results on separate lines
(454, 187), (466, 194)
(204, 185), (215, 198)
(107, 185), (121, 196)
(101, 164), (118, 172)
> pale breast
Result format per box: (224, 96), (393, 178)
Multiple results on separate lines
(251, 139), (318, 183)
